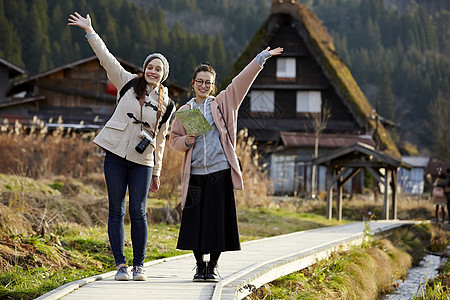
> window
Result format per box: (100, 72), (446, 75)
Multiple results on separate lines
(276, 58), (296, 79)
(250, 90), (274, 113)
(296, 91), (321, 113)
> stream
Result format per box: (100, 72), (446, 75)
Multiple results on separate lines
(379, 252), (446, 299)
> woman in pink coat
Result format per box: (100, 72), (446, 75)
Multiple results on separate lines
(169, 47), (283, 282)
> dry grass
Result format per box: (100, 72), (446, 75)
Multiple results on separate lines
(0, 123), (272, 207)
(272, 193), (435, 222)
(245, 227), (436, 300)
(0, 122), (436, 237)
(235, 129), (273, 207)
(0, 123), (275, 236)
(155, 129), (273, 208)
(0, 175), (109, 235)
(0, 121), (103, 179)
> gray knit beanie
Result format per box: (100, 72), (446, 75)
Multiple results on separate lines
(142, 53), (169, 82)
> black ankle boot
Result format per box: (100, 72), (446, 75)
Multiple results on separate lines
(193, 261), (206, 282)
(205, 261), (220, 282)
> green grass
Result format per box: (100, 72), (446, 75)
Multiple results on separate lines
(238, 206), (346, 241)
(0, 267), (99, 300)
(412, 256), (450, 299)
(245, 224), (448, 300)
(0, 187), (442, 300)
(0, 223), (185, 299)
(1, 206), (341, 299)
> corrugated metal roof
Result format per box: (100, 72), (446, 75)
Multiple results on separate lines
(280, 131), (375, 148)
(401, 156), (430, 168)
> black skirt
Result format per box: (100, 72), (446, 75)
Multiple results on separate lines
(177, 168), (241, 252)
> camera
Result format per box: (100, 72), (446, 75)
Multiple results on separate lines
(135, 130), (154, 154)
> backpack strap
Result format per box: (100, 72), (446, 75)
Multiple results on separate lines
(158, 99), (175, 130)
(117, 78), (137, 103)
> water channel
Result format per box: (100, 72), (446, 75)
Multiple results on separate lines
(379, 252), (446, 299)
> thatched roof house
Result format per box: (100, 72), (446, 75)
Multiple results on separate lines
(221, 0), (400, 194)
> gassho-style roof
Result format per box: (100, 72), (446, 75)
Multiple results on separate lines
(222, 0), (400, 159)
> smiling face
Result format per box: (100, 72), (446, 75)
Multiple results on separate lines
(144, 58), (164, 87)
(192, 71), (215, 102)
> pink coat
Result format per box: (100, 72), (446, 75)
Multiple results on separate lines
(169, 59), (263, 208)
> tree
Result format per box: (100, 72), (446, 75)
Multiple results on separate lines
(27, 0), (52, 73)
(0, 0), (23, 66)
(366, 18), (383, 53)
(435, 10), (450, 56)
(212, 33), (227, 78)
(377, 66), (395, 121)
(428, 91), (450, 160)
(101, 9), (119, 53)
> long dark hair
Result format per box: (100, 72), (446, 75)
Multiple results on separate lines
(133, 58), (159, 98)
(191, 62), (217, 96)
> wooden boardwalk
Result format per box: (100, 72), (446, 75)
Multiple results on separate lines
(36, 220), (420, 300)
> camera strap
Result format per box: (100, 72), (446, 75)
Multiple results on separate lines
(140, 85), (164, 138)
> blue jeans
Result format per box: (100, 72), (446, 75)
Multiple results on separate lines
(104, 151), (152, 267)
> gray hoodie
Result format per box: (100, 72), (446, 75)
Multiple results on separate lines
(188, 96), (230, 175)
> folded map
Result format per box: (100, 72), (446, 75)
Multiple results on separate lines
(175, 108), (214, 136)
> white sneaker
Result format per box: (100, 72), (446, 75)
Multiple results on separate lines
(114, 266), (129, 281)
(132, 266), (147, 281)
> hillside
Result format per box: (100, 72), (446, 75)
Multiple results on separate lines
(0, 0), (449, 157)
(135, 0), (450, 157)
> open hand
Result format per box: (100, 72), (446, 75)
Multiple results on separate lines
(68, 12), (94, 34)
(266, 47), (284, 56)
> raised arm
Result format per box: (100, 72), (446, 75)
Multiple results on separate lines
(217, 47), (283, 110)
(68, 12), (133, 90)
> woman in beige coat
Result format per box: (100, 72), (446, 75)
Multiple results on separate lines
(68, 12), (175, 281)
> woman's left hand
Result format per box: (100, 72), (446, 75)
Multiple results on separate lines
(149, 175), (160, 192)
(266, 47), (284, 56)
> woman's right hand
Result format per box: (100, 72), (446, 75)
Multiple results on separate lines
(186, 134), (196, 146)
(68, 12), (94, 34)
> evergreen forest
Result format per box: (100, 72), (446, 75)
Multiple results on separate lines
(0, 0), (449, 158)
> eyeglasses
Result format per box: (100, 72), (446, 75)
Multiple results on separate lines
(194, 79), (214, 88)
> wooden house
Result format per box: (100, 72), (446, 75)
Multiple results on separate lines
(222, 0), (400, 196)
(1, 56), (187, 131)
(0, 58), (25, 103)
(398, 156), (430, 194)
